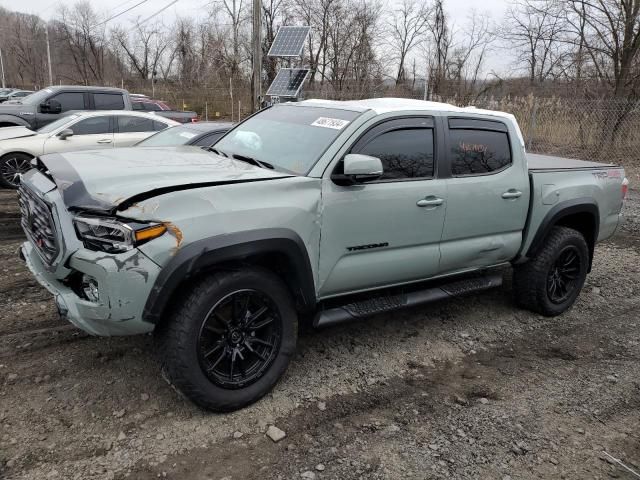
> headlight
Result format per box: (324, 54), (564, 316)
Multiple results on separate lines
(73, 215), (167, 253)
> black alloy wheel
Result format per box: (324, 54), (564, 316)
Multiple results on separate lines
(547, 245), (581, 304)
(513, 226), (589, 317)
(157, 267), (298, 411)
(197, 289), (282, 389)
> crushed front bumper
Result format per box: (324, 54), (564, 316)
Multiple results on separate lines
(20, 241), (160, 336)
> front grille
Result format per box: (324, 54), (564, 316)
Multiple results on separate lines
(18, 184), (59, 265)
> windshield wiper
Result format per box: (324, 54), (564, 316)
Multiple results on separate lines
(230, 153), (274, 170)
(207, 147), (228, 157)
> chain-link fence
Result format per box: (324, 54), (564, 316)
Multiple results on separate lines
(133, 82), (640, 165)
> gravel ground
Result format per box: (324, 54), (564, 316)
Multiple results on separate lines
(0, 183), (639, 480)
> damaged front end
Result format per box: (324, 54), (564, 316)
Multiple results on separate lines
(18, 168), (162, 336)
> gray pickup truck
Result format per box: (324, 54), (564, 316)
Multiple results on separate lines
(18, 98), (627, 411)
(0, 85), (195, 129)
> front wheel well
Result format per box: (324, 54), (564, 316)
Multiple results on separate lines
(151, 250), (316, 331)
(1, 151), (34, 160)
(0, 122), (21, 128)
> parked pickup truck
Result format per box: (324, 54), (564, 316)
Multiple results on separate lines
(0, 86), (196, 129)
(18, 98), (627, 411)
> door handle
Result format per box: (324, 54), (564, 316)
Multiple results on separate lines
(417, 197), (444, 207)
(97, 139), (112, 144)
(502, 190), (522, 199)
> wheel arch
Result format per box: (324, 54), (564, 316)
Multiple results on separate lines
(526, 198), (599, 270)
(143, 228), (317, 325)
(1, 150), (35, 160)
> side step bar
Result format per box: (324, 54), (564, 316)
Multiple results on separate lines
(313, 273), (503, 328)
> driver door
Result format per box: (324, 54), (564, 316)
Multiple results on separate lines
(318, 117), (447, 298)
(43, 116), (114, 154)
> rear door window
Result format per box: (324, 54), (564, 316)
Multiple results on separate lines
(117, 116), (155, 133)
(93, 93), (125, 110)
(449, 129), (511, 176)
(449, 118), (512, 176)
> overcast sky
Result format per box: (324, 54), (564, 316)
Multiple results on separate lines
(0, 0), (516, 75)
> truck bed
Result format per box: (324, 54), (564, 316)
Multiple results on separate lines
(527, 153), (618, 171)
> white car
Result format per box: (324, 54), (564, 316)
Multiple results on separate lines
(0, 111), (179, 188)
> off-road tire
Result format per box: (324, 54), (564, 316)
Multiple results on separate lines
(0, 152), (33, 189)
(513, 226), (589, 317)
(157, 267), (298, 412)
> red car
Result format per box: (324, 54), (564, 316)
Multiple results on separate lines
(130, 94), (198, 123)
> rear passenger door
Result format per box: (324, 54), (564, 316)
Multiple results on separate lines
(438, 117), (529, 274)
(114, 116), (168, 146)
(318, 117), (447, 297)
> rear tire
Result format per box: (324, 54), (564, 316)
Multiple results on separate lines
(157, 267), (298, 412)
(0, 152), (33, 189)
(513, 226), (589, 316)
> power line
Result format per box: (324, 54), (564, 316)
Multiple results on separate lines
(137, 0), (179, 26)
(91, 0), (150, 29)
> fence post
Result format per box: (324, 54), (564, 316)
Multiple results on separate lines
(205, 102), (208, 121)
(527, 99), (538, 151)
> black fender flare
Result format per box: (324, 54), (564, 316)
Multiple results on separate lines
(0, 115), (31, 127)
(525, 197), (599, 266)
(142, 228), (317, 324)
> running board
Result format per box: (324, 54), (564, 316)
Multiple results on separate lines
(313, 273), (503, 328)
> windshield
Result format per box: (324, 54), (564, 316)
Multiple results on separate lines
(37, 114), (79, 134)
(213, 105), (360, 174)
(137, 125), (200, 146)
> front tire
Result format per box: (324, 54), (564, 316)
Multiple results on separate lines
(157, 267), (298, 412)
(0, 152), (33, 189)
(513, 226), (589, 316)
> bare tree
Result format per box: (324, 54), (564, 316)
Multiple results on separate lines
(500, 0), (567, 84)
(388, 0), (430, 85)
(56, 2), (108, 84)
(448, 11), (495, 98)
(112, 21), (169, 88)
(564, 0), (640, 99)
(426, 0), (450, 96)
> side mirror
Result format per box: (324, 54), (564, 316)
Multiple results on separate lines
(41, 99), (62, 114)
(58, 129), (74, 140)
(341, 153), (383, 183)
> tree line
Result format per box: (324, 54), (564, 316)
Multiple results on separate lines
(0, 0), (639, 102)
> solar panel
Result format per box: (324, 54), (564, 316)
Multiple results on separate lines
(268, 26), (310, 57)
(266, 68), (310, 97)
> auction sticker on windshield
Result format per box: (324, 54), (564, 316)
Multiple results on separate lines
(311, 117), (350, 130)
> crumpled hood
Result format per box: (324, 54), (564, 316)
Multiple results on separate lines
(38, 146), (293, 213)
(0, 126), (36, 141)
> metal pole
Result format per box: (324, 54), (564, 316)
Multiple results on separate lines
(0, 47), (5, 88)
(251, 0), (262, 112)
(45, 26), (53, 85)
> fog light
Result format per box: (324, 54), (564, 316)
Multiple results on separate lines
(81, 274), (100, 303)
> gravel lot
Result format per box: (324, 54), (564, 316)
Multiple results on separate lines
(1, 183), (639, 480)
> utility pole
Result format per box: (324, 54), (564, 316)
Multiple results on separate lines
(0, 47), (5, 88)
(251, 0), (262, 112)
(45, 25), (53, 85)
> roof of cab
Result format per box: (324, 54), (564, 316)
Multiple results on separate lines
(293, 97), (525, 147)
